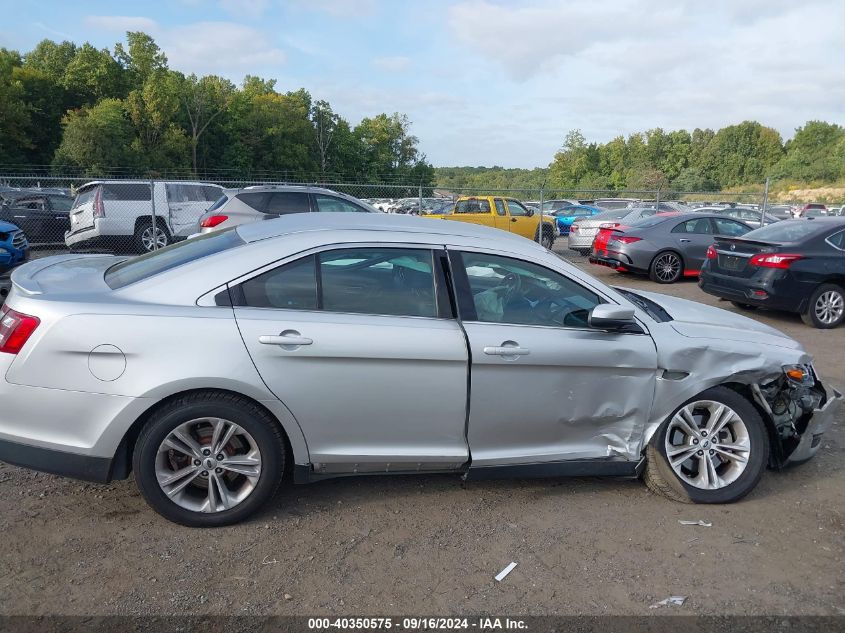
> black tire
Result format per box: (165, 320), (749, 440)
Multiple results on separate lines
(535, 226), (555, 250)
(648, 250), (683, 284)
(133, 219), (171, 254)
(643, 386), (769, 504)
(133, 391), (286, 527)
(730, 301), (758, 311)
(801, 283), (845, 329)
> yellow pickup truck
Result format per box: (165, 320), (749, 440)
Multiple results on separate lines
(425, 196), (557, 249)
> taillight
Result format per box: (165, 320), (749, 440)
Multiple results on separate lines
(93, 186), (105, 219)
(613, 236), (642, 244)
(749, 253), (803, 269)
(200, 215), (228, 228)
(706, 245), (717, 260)
(569, 224), (578, 233)
(0, 305), (40, 355)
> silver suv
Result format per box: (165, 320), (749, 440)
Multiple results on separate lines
(198, 185), (379, 233)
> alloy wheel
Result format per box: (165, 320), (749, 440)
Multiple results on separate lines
(654, 253), (681, 282)
(664, 400), (750, 490)
(141, 226), (168, 252)
(814, 290), (844, 325)
(155, 418), (262, 513)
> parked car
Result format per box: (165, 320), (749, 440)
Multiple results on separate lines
(767, 205), (796, 220)
(198, 185), (379, 235)
(700, 218), (845, 328)
(540, 199), (580, 212)
(0, 191), (73, 245)
(0, 220), (29, 273)
(711, 207), (780, 229)
(569, 206), (662, 256)
(66, 181), (224, 254)
(424, 195), (557, 249)
(584, 198), (640, 210)
(797, 203), (828, 217)
(547, 204), (604, 235)
(0, 213), (840, 526)
(589, 212), (753, 283)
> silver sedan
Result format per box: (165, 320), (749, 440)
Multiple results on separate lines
(0, 214), (840, 526)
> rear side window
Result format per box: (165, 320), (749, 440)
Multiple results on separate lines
(313, 194), (369, 213)
(827, 230), (845, 250)
(206, 195), (228, 213)
(202, 186), (222, 201)
(672, 218), (712, 234)
(240, 255), (318, 309)
(455, 199), (491, 214)
(104, 229), (245, 289)
(266, 192), (311, 214)
(237, 192), (268, 211)
(102, 184), (152, 201)
(494, 199), (506, 216)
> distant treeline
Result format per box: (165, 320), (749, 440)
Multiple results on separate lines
(436, 121), (845, 194)
(0, 32), (434, 185)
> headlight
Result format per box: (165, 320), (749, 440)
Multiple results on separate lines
(783, 364), (814, 386)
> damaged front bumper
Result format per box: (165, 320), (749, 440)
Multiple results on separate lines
(786, 385), (842, 464)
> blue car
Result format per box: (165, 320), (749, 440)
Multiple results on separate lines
(0, 220), (29, 273)
(546, 204), (604, 235)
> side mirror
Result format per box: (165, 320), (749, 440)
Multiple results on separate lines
(588, 304), (640, 332)
(526, 208), (534, 217)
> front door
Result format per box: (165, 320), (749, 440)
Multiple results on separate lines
(505, 199), (536, 239)
(450, 249), (658, 465)
(232, 246), (469, 474)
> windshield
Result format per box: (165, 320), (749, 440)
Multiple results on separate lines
(742, 220), (826, 243)
(105, 229), (245, 289)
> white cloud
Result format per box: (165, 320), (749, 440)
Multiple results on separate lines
(161, 22), (286, 75)
(218, 0), (269, 19)
(373, 56), (410, 72)
(84, 15), (159, 32)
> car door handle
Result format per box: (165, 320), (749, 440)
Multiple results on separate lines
(679, 238), (691, 243)
(259, 333), (313, 347)
(484, 346), (530, 356)
(511, 217), (518, 222)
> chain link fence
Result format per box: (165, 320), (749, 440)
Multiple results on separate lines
(0, 173), (785, 273)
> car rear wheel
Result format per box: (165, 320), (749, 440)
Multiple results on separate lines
(643, 386), (768, 504)
(649, 251), (683, 284)
(134, 220), (170, 254)
(133, 392), (286, 527)
(801, 284), (845, 329)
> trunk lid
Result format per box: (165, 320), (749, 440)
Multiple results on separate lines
(709, 236), (781, 278)
(9, 253), (121, 297)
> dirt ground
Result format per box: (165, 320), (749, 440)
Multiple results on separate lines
(0, 246), (843, 617)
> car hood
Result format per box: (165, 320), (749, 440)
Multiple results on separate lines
(0, 220), (20, 233)
(629, 288), (804, 352)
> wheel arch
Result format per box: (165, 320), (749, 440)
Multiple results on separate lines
(107, 387), (309, 481)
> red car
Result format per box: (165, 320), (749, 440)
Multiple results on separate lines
(797, 203), (828, 217)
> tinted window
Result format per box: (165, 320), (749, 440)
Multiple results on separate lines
(266, 192), (311, 215)
(314, 194), (368, 213)
(102, 183), (152, 201)
(494, 199), (506, 216)
(241, 255), (317, 310)
(49, 196), (73, 211)
(320, 248), (436, 317)
(713, 218), (750, 236)
(455, 198), (491, 214)
(105, 229), (244, 289)
(672, 218), (712, 234)
(507, 200), (530, 217)
(207, 195), (228, 213)
(238, 192), (268, 211)
(166, 183), (206, 203)
(827, 230), (845, 250)
(460, 252), (601, 328)
(745, 221), (827, 243)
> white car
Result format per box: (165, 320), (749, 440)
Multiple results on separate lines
(66, 181), (224, 254)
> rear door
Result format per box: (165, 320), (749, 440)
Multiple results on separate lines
(3, 196), (48, 241)
(232, 245), (469, 474)
(670, 217), (715, 272)
(45, 195), (72, 242)
(167, 183), (223, 236)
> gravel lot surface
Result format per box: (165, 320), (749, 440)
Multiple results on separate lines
(0, 245), (843, 616)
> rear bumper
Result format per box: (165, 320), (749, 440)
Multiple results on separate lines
(589, 253), (630, 272)
(787, 386), (843, 464)
(0, 436), (113, 482)
(567, 233), (595, 249)
(699, 269), (805, 312)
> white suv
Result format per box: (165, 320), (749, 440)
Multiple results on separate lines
(66, 181), (223, 253)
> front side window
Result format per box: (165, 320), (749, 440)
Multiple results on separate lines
(50, 196), (73, 211)
(266, 192), (311, 215)
(314, 194), (368, 213)
(506, 200), (530, 217)
(459, 252), (601, 328)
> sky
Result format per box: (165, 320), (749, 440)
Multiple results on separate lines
(1, 0), (843, 168)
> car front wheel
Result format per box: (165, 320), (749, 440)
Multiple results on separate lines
(801, 283), (845, 329)
(643, 386), (768, 504)
(133, 392), (286, 527)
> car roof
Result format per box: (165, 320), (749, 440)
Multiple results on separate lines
(235, 210), (542, 248)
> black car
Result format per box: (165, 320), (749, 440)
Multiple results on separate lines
(0, 191), (73, 245)
(699, 218), (845, 328)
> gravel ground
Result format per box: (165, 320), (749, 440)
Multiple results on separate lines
(0, 245), (843, 617)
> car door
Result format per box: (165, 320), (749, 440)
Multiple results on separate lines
(167, 183), (223, 236)
(450, 249), (658, 465)
(669, 217), (715, 272)
(45, 195), (72, 243)
(505, 199), (535, 239)
(4, 196), (48, 241)
(232, 246), (469, 474)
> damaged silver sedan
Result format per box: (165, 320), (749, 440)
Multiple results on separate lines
(0, 214), (840, 526)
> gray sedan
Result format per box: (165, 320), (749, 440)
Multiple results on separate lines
(0, 214), (839, 526)
(590, 212), (753, 283)
(568, 206), (662, 255)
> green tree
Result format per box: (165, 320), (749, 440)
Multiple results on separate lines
(53, 98), (136, 173)
(179, 74), (235, 174)
(126, 71), (189, 171)
(771, 121), (845, 182)
(0, 49), (32, 165)
(548, 129), (589, 188)
(354, 113), (431, 184)
(114, 32), (168, 90)
(63, 43), (125, 106)
(700, 121), (783, 187)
